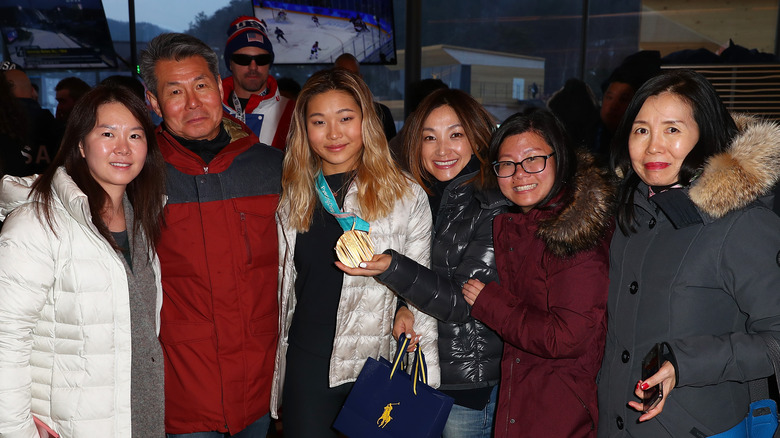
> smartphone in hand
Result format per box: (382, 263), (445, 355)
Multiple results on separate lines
(641, 343), (664, 413)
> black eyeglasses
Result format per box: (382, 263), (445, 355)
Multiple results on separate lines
(492, 152), (556, 177)
(230, 53), (274, 66)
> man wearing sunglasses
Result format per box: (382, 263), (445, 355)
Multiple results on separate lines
(222, 16), (294, 150)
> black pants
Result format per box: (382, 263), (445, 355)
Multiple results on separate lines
(281, 343), (353, 438)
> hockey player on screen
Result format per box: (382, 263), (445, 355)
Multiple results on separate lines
(275, 27), (288, 43)
(350, 16), (367, 34)
(309, 41), (321, 60)
(311, 15), (320, 27)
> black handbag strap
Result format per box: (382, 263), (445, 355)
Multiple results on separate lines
(749, 334), (780, 403)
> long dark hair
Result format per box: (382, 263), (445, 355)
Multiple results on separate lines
(31, 85), (166, 251)
(403, 88), (495, 192)
(610, 69), (737, 234)
(487, 108), (576, 211)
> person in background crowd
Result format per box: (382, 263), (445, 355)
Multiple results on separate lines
(55, 76), (92, 123)
(102, 74), (163, 126)
(140, 32), (282, 438)
(548, 78), (600, 155)
(271, 68), (440, 438)
(31, 82), (39, 103)
(594, 51), (661, 160)
(4, 67), (63, 174)
(597, 69), (634, 150)
(276, 76), (301, 101)
(101, 74), (160, 125)
(334, 52), (396, 141)
(222, 16), (294, 149)
(463, 108), (615, 437)
(101, 75), (147, 102)
(0, 84), (166, 437)
(0, 71), (30, 177)
(338, 88), (507, 437)
(598, 69), (780, 437)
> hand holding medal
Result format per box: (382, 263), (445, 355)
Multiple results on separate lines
(335, 226), (375, 268)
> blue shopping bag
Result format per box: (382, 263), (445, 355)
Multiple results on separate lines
(333, 335), (454, 438)
(710, 334), (780, 438)
(709, 399), (778, 438)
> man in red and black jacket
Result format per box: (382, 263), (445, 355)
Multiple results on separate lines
(141, 33), (281, 437)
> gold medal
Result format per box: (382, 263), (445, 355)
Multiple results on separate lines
(335, 229), (375, 268)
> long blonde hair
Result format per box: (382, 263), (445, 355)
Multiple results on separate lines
(281, 68), (409, 231)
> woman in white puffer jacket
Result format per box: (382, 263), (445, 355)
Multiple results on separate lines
(270, 68), (439, 438)
(0, 85), (166, 438)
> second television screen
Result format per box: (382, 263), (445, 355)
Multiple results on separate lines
(252, 0), (396, 65)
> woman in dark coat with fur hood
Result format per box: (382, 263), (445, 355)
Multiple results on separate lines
(597, 69), (780, 438)
(462, 108), (615, 438)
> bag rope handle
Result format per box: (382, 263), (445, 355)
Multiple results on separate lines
(413, 346), (428, 395)
(389, 334), (430, 396)
(389, 334), (410, 380)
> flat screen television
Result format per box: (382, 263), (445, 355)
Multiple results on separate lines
(0, 0), (117, 69)
(252, 0), (396, 65)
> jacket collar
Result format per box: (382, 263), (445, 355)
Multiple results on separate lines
(648, 187), (704, 228)
(436, 166), (511, 211)
(157, 115), (257, 173)
(536, 149), (616, 258)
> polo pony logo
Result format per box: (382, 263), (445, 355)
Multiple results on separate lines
(377, 402), (400, 428)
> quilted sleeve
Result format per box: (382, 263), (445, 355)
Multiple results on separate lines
(0, 206), (57, 438)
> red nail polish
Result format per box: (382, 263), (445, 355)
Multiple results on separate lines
(640, 382), (649, 390)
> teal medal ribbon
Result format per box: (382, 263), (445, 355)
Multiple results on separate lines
(315, 170), (374, 268)
(315, 170), (370, 233)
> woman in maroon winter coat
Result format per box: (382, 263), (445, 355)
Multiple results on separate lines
(463, 108), (615, 437)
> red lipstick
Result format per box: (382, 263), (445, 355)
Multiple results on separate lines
(644, 162), (670, 170)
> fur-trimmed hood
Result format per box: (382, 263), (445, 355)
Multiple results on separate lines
(689, 114), (780, 218)
(537, 150), (617, 257)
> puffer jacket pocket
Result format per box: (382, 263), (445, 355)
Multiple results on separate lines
(232, 196), (278, 267)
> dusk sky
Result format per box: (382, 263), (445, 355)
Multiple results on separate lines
(102, 0), (226, 32)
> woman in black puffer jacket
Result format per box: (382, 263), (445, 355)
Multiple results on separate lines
(337, 88), (507, 437)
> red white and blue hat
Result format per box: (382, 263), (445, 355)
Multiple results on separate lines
(224, 16), (274, 71)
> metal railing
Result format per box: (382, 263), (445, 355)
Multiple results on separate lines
(664, 64), (780, 121)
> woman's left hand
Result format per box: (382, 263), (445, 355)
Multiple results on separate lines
(335, 253), (391, 276)
(628, 360), (677, 422)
